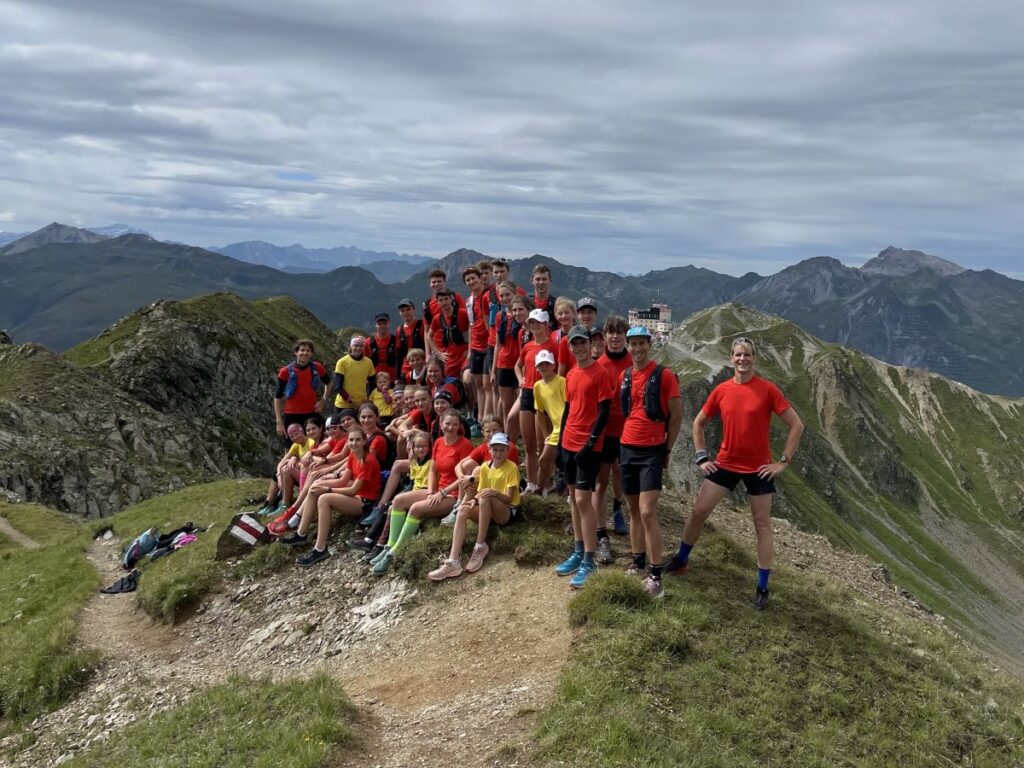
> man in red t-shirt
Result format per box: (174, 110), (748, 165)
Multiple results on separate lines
(617, 326), (683, 599)
(368, 312), (398, 380)
(594, 313), (633, 545)
(530, 263), (559, 331)
(429, 289), (470, 378)
(423, 268), (466, 358)
(515, 308), (559, 493)
(665, 336), (805, 611)
(396, 297), (426, 378)
(555, 325), (616, 590)
(274, 338), (332, 436)
(463, 265), (489, 422)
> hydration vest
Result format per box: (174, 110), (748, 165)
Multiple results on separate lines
(440, 310), (467, 347)
(284, 362), (322, 400)
(369, 333), (398, 371)
(620, 365), (670, 422)
(496, 307), (522, 345)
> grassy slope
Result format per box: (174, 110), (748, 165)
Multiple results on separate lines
(538, 533), (1024, 767)
(0, 502), (99, 720)
(65, 674), (354, 768)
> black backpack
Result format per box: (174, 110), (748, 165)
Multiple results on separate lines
(369, 334), (398, 371)
(620, 365), (671, 422)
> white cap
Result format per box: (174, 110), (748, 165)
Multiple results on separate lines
(534, 349), (556, 366)
(528, 308), (550, 324)
(489, 432), (510, 446)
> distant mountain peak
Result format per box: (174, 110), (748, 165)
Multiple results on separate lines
(860, 246), (965, 278)
(0, 222), (109, 256)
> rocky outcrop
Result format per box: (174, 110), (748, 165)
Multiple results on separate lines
(0, 330), (11, 345)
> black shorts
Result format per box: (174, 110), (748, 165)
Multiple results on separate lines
(496, 367), (518, 388)
(519, 388), (535, 413)
(470, 349), (487, 375)
(706, 467), (776, 496)
(601, 435), (621, 464)
(495, 506), (521, 526)
(484, 345), (495, 376)
(562, 447), (601, 491)
(620, 443), (664, 495)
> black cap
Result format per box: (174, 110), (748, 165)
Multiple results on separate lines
(374, 312), (390, 322)
(568, 324), (592, 343)
(397, 298), (415, 309)
(433, 389), (453, 403)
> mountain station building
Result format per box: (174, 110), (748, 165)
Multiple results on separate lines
(628, 303), (673, 339)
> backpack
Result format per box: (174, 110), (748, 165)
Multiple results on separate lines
(284, 362), (322, 400)
(121, 528), (158, 570)
(369, 334), (397, 371)
(496, 307), (522, 345)
(438, 376), (467, 409)
(620, 365), (671, 422)
(369, 432), (398, 471)
(439, 310), (467, 347)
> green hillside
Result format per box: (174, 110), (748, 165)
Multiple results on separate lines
(666, 303), (1024, 665)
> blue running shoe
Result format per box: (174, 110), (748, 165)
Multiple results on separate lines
(569, 560), (596, 589)
(612, 509), (629, 535)
(554, 551), (583, 576)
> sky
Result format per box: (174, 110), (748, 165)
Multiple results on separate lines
(1, 1), (1022, 277)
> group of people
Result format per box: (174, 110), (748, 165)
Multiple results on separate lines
(258, 257), (804, 605)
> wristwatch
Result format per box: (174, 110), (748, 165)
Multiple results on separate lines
(779, 454), (789, 464)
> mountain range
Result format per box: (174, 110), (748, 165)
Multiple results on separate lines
(2, 223), (1022, 395)
(209, 240), (433, 281)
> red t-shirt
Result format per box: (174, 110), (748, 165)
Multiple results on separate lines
(495, 315), (523, 370)
(469, 441), (519, 465)
(485, 286), (527, 347)
(366, 430), (390, 466)
(405, 407), (435, 433)
(423, 293), (467, 328)
(562, 362), (616, 452)
(598, 351), (634, 437)
(557, 335), (575, 373)
(620, 361), (680, 447)
(349, 452), (382, 501)
(432, 436), (474, 488)
(430, 309), (470, 377)
(701, 375), (790, 473)
(277, 361), (327, 414)
(367, 333), (397, 380)
(466, 290), (489, 351)
(327, 435), (348, 455)
(518, 337), (559, 390)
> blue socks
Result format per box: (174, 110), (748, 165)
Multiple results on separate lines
(757, 568), (771, 591)
(574, 540), (584, 553)
(676, 541), (693, 563)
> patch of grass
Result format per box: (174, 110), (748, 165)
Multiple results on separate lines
(0, 507), (99, 720)
(65, 673), (354, 768)
(536, 531), (1024, 767)
(101, 479), (265, 622)
(232, 541), (295, 580)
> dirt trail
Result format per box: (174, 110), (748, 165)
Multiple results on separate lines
(0, 516), (39, 549)
(329, 560), (572, 768)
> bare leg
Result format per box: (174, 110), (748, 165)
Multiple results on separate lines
(448, 505), (478, 560)
(519, 407), (538, 485)
(593, 461), (613, 524)
(626, 494), (644, 554)
(505, 397), (521, 443)
(477, 496), (509, 543)
(498, 385), (516, 429)
(313, 493), (363, 550)
(750, 493), (775, 570)
(575, 486), (598, 551)
(538, 444), (556, 492)
(681, 480), (731, 546)
(638, 490), (663, 564)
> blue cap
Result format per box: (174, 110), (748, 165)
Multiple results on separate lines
(626, 325), (652, 339)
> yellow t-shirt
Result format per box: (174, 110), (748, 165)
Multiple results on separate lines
(533, 375), (567, 446)
(409, 458), (432, 490)
(287, 438), (316, 458)
(333, 354), (376, 409)
(478, 459), (521, 506)
(370, 388), (395, 417)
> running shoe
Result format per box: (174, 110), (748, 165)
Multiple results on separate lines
(465, 543), (489, 573)
(753, 587), (770, 611)
(612, 508), (629, 535)
(267, 520), (292, 537)
(643, 575), (665, 599)
(428, 559), (464, 581)
(625, 561), (645, 577)
(569, 560), (596, 589)
(370, 551), (394, 575)
(554, 551), (583, 576)
(296, 547), (331, 567)
(663, 555), (690, 576)
(278, 533), (309, 547)
(345, 536), (374, 553)
(362, 544), (385, 563)
(440, 508), (458, 527)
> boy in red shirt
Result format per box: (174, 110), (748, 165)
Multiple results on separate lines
(555, 325), (616, 589)
(423, 269), (466, 357)
(463, 265), (489, 422)
(515, 308), (559, 492)
(274, 339), (332, 437)
(530, 263), (558, 330)
(595, 314), (632, 540)
(429, 289), (470, 379)
(368, 312), (398, 380)
(618, 326), (683, 598)
(664, 336), (805, 610)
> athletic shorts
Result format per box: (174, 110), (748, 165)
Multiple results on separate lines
(519, 387), (535, 413)
(484, 345), (495, 376)
(496, 367), (518, 389)
(706, 467), (776, 496)
(495, 506), (521, 527)
(470, 349), (487, 375)
(619, 443), (664, 495)
(601, 435), (621, 464)
(561, 447), (601, 491)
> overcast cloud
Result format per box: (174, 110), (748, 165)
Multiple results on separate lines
(1, 0), (1022, 276)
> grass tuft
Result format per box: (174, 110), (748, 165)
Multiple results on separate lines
(65, 673), (354, 768)
(568, 571), (653, 627)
